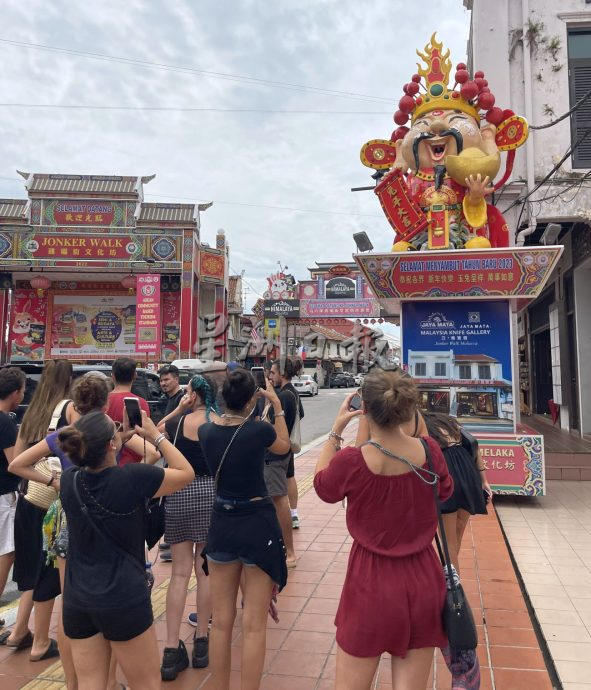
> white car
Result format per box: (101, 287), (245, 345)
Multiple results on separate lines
(293, 374), (318, 396)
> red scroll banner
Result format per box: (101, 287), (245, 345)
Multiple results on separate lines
(136, 275), (161, 354)
(374, 169), (428, 240)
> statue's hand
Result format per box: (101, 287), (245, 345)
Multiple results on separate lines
(465, 173), (495, 200)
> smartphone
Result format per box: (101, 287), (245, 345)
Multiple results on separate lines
(124, 397), (143, 428)
(251, 367), (267, 390)
(349, 393), (362, 411)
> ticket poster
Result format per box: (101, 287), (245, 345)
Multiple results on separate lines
(49, 294), (137, 358)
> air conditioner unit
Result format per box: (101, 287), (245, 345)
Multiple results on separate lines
(287, 338), (295, 345)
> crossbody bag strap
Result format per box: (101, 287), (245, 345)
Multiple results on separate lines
(420, 438), (461, 606)
(71, 471), (146, 579)
(48, 399), (71, 432)
(214, 420), (247, 492)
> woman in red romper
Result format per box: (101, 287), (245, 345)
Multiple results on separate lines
(314, 369), (453, 690)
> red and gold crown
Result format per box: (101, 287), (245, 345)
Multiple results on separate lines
(391, 33), (504, 143)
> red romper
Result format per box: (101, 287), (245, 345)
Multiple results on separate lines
(314, 436), (454, 658)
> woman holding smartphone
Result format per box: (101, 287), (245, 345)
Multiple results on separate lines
(57, 410), (194, 690)
(199, 368), (290, 690)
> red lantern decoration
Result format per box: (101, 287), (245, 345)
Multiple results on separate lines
(406, 81), (420, 96)
(121, 275), (136, 294)
(30, 275), (51, 297)
(398, 95), (415, 114)
(455, 69), (469, 84)
(460, 81), (479, 100)
(486, 107), (505, 126)
(478, 92), (496, 110)
(393, 110), (409, 125)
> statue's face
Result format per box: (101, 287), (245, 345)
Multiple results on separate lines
(399, 108), (493, 171)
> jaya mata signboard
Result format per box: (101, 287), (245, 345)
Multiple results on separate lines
(402, 300), (515, 434)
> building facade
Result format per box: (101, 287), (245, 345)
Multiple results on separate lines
(466, 0), (591, 435)
(0, 172), (229, 364)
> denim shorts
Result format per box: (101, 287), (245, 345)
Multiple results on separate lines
(206, 551), (256, 566)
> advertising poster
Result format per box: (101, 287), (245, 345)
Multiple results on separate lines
(50, 294), (137, 358)
(9, 290), (48, 361)
(136, 275), (161, 355)
(402, 300), (514, 434)
(161, 292), (181, 362)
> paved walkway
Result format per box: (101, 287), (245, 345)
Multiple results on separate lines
(497, 482), (591, 690)
(0, 428), (557, 689)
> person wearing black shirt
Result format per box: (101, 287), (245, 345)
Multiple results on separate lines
(198, 368), (290, 690)
(0, 368), (25, 617)
(159, 365), (184, 416)
(58, 410), (194, 690)
(264, 358), (304, 568)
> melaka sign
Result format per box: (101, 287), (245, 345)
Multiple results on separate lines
(325, 277), (356, 299)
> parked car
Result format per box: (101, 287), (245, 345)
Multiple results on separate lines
(0, 362), (165, 424)
(354, 373), (364, 386)
(329, 372), (355, 388)
(293, 374), (318, 397)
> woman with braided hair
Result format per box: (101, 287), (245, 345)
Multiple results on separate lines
(160, 374), (220, 681)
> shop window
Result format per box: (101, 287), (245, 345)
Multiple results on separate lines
(459, 364), (472, 379)
(568, 29), (591, 168)
(478, 364), (491, 379)
(435, 362), (447, 377)
(414, 362), (427, 376)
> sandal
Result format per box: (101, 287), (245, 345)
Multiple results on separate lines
(2, 630), (33, 649)
(30, 638), (59, 662)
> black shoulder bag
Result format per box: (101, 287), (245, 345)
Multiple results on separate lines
(71, 470), (152, 591)
(460, 428), (479, 463)
(421, 439), (478, 651)
(144, 417), (183, 549)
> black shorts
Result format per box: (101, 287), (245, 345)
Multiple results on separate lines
(63, 598), (153, 642)
(286, 453), (295, 479)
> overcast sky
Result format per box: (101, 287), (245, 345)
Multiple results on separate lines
(0, 0), (470, 311)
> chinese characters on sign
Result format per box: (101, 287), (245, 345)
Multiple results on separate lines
(136, 275), (161, 354)
(477, 435), (545, 496)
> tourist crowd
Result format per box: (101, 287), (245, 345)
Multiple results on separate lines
(0, 357), (491, 690)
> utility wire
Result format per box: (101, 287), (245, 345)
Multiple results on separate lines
(502, 129), (591, 213)
(0, 37), (391, 104)
(144, 192), (384, 218)
(529, 88), (591, 130)
(0, 103), (390, 115)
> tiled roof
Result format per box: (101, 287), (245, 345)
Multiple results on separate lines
(139, 203), (195, 223)
(309, 324), (348, 341)
(454, 354), (498, 362)
(18, 172), (155, 195)
(0, 199), (27, 218)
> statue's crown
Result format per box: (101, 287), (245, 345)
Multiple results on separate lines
(392, 34), (498, 139)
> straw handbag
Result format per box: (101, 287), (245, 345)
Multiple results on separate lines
(24, 399), (70, 511)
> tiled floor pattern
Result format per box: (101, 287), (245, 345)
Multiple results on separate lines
(496, 482), (591, 690)
(0, 426), (555, 689)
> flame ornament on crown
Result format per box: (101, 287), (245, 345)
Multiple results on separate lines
(391, 33), (503, 143)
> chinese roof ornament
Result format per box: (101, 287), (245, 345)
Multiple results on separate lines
(360, 34), (529, 251)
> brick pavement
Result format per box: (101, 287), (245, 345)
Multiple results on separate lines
(0, 426), (556, 689)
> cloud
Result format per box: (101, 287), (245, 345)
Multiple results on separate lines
(0, 0), (470, 309)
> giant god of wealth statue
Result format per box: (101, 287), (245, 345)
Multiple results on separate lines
(360, 34), (529, 251)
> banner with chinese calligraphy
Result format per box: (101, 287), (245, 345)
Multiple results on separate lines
(31, 199), (135, 227)
(161, 291), (181, 362)
(49, 294), (138, 358)
(477, 434), (545, 496)
(300, 298), (380, 318)
(136, 275), (161, 355)
(9, 230), (182, 268)
(402, 300), (515, 434)
(9, 290), (48, 361)
(355, 246), (563, 314)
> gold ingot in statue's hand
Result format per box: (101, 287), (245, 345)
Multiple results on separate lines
(445, 148), (501, 187)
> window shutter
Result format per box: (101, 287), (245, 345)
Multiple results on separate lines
(570, 60), (591, 168)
